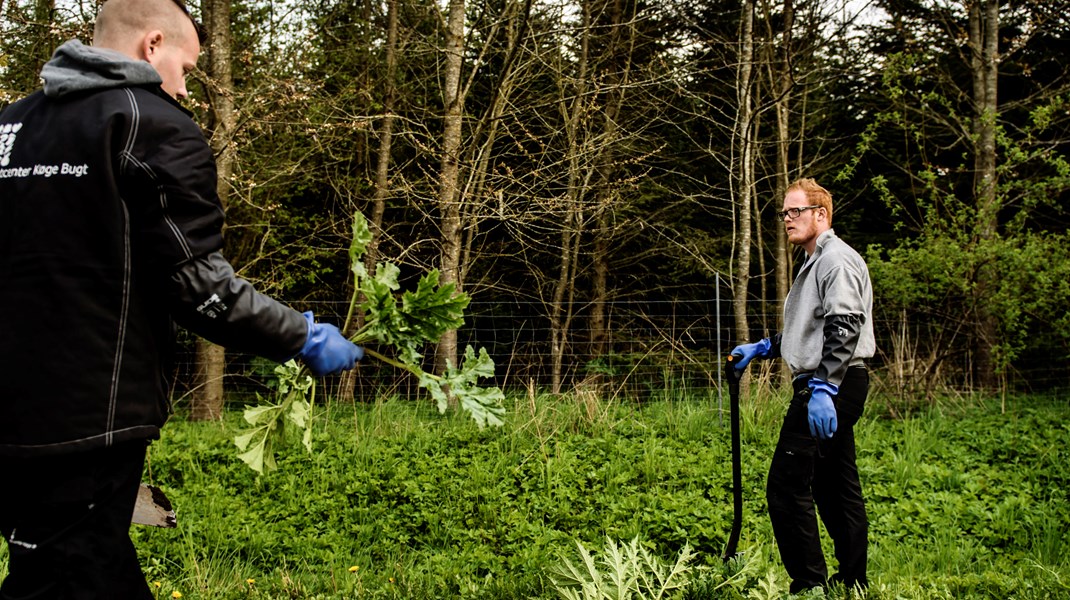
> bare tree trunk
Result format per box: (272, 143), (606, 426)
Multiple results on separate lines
(587, 0), (618, 362)
(752, 109), (766, 334)
(771, 0), (792, 334)
(459, 0), (532, 286)
(435, 0), (467, 380)
(339, 0), (400, 401)
(762, 0), (794, 385)
(191, 0), (237, 421)
(968, 0), (1000, 389)
(589, 0), (633, 362)
(549, 0), (591, 394)
(368, 0), (398, 276)
(589, 219), (609, 358)
(191, 339), (225, 420)
(732, 0), (757, 349)
(32, 0), (56, 70)
(550, 209), (582, 394)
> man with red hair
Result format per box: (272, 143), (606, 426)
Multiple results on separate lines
(731, 178), (875, 593)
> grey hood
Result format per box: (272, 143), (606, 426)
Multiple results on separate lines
(40, 39), (162, 99)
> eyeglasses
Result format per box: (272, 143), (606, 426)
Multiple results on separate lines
(776, 205), (821, 220)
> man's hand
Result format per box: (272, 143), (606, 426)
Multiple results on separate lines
(729, 338), (772, 370)
(297, 311), (364, 376)
(807, 379), (838, 439)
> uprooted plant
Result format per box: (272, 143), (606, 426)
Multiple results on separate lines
(235, 210), (505, 474)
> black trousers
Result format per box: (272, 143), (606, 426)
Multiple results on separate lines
(766, 367), (869, 594)
(0, 441), (154, 600)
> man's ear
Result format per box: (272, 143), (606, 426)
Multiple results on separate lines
(140, 30), (165, 62)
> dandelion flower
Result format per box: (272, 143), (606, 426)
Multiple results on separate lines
(348, 565), (359, 573)
(388, 577), (395, 584)
(246, 578), (256, 585)
(153, 582), (162, 589)
(172, 592), (183, 599)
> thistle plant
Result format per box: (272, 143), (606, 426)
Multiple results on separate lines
(235, 211), (505, 474)
(549, 536), (695, 600)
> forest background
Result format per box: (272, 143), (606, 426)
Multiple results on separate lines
(3, 2), (1070, 598)
(2, 0), (1069, 411)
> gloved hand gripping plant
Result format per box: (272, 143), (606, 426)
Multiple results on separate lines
(234, 211), (505, 474)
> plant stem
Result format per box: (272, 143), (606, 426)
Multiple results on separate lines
(342, 272), (361, 334)
(361, 347), (440, 382)
(348, 321), (374, 345)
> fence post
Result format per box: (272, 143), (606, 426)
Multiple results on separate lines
(716, 272), (723, 427)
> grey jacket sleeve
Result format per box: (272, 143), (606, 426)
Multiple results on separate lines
(168, 252), (308, 362)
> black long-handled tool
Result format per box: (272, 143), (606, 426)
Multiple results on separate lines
(722, 352), (744, 562)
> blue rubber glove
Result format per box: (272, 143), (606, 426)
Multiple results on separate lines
(807, 379), (839, 440)
(729, 338), (772, 370)
(297, 311), (364, 376)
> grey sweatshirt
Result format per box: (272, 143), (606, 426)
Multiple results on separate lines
(780, 229), (875, 387)
(40, 39), (162, 98)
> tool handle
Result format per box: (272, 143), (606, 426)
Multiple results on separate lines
(724, 352), (745, 385)
(722, 351), (744, 562)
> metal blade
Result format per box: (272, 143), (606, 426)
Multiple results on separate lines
(131, 483), (177, 528)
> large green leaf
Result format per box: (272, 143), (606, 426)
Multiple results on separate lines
(399, 270), (468, 342)
(424, 346), (506, 428)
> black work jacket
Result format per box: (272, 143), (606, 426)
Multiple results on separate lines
(0, 42), (306, 456)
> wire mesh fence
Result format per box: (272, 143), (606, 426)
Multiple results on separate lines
(171, 299), (736, 407)
(170, 298), (1068, 409)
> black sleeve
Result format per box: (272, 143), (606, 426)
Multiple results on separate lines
(168, 252), (308, 362)
(768, 332), (783, 359)
(814, 313), (863, 387)
(121, 93), (307, 361)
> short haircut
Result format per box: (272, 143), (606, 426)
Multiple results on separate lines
(94, 0), (206, 48)
(786, 177), (833, 223)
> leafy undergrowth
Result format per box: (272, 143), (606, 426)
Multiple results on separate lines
(112, 392), (1070, 599)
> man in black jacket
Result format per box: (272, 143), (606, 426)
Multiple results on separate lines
(0, 0), (362, 597)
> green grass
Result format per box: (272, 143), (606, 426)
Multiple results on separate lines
(3, 389), (1068, 599)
